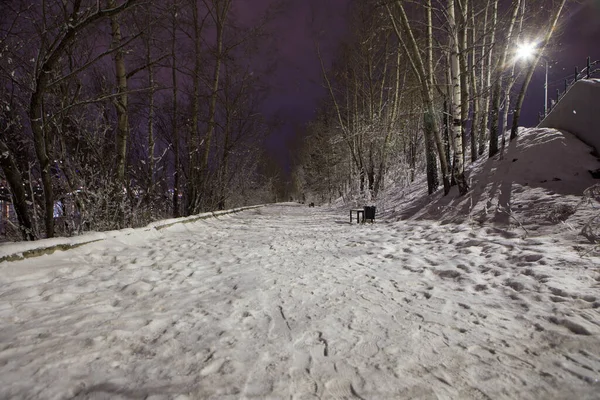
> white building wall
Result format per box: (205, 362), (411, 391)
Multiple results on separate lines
(539, 79), (600, 154)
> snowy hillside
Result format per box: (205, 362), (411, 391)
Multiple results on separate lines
(386, 128), (600, 230)
(1, 127), (600, 399)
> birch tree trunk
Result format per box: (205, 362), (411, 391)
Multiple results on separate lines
(445, 66), (455, 186)
(469, 0), (480, 162)
(448, 0), (469, 195)
(458, 0), (470, 162)
(479, 0), (496, 156)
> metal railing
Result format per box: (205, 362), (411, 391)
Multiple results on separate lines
(539, 56), (600, 121)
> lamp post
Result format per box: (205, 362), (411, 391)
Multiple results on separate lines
(543, 58), (548, 117)
(516, 42), (549, 118)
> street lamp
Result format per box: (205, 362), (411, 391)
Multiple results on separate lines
(517, 42), (549, 118)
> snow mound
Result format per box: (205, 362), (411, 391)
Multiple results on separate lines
(392, 127), (600, 236)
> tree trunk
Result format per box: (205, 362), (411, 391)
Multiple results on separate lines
(108, 0), (130, 184)
(479, 0), (496, 156)
(501, 85), (512, 157)
(448, 0), (469, 195)
(367, 145), (375, 192)
(443, 100), (451, 168)
(171, 2), (180, 218)
(444, 68), (456, 187)
(218, 120), (230, 210)
(146, 20), (155, 198)
(200, 0), (231, 207)
(424, 112), (439, 194)
(488, 0), (521, 158)
(29, 89), (54, 238)
(187, 0), (203, 215)
(458, 0), (470, 162)
(501, 0), (525, 155)
(469, 0), (480, 162)
(0, 140), (35, 240)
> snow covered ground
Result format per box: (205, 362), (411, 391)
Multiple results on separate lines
(1, 127), (600, 399)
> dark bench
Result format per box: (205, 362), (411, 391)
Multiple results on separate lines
(350, 209), (364, 224)
(349, 206), (376, 224)
(364, 206), (376, 223)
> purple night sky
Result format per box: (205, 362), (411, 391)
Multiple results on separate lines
(250, 0), (350, 157)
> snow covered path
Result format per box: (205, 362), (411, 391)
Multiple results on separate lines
(1, 204), (599, 399)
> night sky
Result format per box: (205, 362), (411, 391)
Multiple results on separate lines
(254, 0), (350, 158)
(258, 0), (600, 158)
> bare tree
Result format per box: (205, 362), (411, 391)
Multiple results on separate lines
(386, 0), (451, 194)
(25, 0), (141, 237)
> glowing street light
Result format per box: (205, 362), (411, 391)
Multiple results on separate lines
(516, 42), (537, 61)
(517, 41), (549, 117)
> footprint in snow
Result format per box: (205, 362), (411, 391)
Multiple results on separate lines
(473, 284), (488, 292)
(581, 295), (597, 303)
(435, 269), (462, 280)
(352, 335), (379, 358)
(242, 355), (275, 397)
(547, 316), (592, 336)
(549, 287), (571, 298)
(289, 367), (318, 400)
(504, 279), (527, 292)
(456, 264), (471, 273)
(323, 378), (364, 400)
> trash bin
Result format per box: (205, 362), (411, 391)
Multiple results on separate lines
(363, 206), (376, 222)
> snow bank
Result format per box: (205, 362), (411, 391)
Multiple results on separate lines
(392, 128), (600, 236)
(0, 205), (265, 263)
